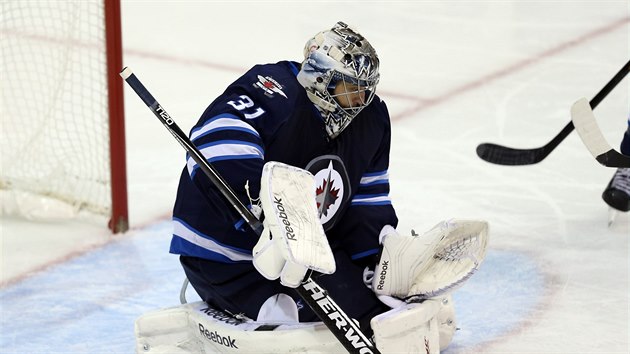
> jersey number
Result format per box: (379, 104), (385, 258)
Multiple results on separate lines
(227, 95), (265, 119)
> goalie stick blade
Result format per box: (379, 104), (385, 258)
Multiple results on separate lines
(476, 143), (548, 165)
(570, 97), (630, 168)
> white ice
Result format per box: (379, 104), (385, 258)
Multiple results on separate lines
(1, 1), (628, 353)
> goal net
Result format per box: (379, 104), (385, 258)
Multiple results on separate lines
(0, 0), (128, 232)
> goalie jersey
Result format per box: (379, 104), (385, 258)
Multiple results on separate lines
(170, 61), (398, 266)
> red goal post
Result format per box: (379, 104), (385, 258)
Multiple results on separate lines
(0, 0), (128, 233)
(105, 0), (128, 233)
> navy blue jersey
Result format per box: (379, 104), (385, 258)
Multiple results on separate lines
(170, 60), (397, 265)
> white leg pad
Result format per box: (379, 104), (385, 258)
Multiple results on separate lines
(371, 299), (442, 354)
(135, 301), (346, 353)
(135, 305), (203, 354)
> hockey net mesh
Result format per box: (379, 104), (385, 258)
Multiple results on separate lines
(1, 1), (111, 217)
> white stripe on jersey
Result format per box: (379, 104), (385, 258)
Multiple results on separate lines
(359, 171), (389, 186)
(173, 219), (253, 262)
(187, 141), (263, 176)
(190, 116), (259, 142)
(351, 194), (391, 205)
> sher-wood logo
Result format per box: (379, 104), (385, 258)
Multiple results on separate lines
(302, 281), (376, 354)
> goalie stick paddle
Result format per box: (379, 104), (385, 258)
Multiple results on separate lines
(571, 97), (630, 168)
(120, 67), (380, 354)
(476, 59), (630, 166)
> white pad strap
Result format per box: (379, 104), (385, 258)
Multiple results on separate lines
(253, 162), (335, 288)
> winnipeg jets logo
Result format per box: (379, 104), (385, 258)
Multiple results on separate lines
(316, 173), (339, 217)
(253, 75), (287, 99)
(313, 161), (344, 224)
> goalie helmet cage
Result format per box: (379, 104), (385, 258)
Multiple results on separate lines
(0, 0), (128, 233)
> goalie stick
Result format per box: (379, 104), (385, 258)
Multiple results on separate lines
(570, 97), (630, 168)
(476, 59), (630, 166)
(120, 67), (380, 354)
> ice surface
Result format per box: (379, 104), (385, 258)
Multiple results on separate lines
(1, 1), (628, 353)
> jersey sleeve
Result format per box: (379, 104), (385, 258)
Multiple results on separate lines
(186, 108), (265, 219)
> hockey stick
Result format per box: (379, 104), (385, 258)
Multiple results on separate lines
(476, 59), (630, 165)
(571, 97), (630, 168)
(120, 67), (380, 354)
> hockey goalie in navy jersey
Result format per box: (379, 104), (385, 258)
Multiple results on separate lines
(168, 22), (489, 353)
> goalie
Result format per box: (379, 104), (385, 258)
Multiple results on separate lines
(168, 21), (488, 352)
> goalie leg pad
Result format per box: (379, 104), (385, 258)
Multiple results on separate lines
(135, 301), (347, 353)
(370, 299), (442, 354)
(135, 305), (203, 354)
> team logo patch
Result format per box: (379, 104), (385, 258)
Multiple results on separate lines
(306, 155), (350, 230)
(253, 75), (287, 99)
(314, 161), (343, 225)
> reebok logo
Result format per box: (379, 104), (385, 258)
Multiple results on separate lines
(198, 324), (238, 348)
(377, 261), (389, 291)
(199, 307), (244, 326)
(273, 196), (296, 241)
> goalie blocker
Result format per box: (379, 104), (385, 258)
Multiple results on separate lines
(253, 161), (336, 287)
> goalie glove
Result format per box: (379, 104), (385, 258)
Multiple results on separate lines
(252, 162), (336, 288)
(373, 219), (489, 300)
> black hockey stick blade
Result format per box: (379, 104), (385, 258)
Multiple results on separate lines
(571, 97), (630, 168)
(475, 143), (547, 166)
(120, 67), (380, 354)
(596, 150), (630, 168)
(476, 123), (570, 166)
(477, 59), (630, 166)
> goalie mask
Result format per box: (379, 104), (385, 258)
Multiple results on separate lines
(297, 22), (380, 139)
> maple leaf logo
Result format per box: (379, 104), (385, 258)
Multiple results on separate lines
(315, 173), (339, 218)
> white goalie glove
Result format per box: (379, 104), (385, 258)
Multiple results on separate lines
(373, 219), (489, 300)
(252, 162), (336, 288)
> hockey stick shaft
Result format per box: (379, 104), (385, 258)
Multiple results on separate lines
(477, 59), (630, 165)
(539, 59), (630, 152)
(119, 68), (261, 232)
(120, 67), (380, 354)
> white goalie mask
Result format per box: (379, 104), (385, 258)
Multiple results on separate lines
(297, 22), (380, 139)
